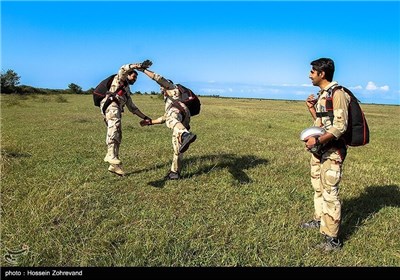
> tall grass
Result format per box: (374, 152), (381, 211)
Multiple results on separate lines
(1, 94), (399, 266)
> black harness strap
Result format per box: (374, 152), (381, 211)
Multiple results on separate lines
(316, 112), (330, 118)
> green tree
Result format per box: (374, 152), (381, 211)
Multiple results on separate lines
(1, 69), (21, 93)
(68, 83), (83, 94)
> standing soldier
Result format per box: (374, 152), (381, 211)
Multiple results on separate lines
(138, 67), (197, 180)
(302, 58), (351, 251)
(96, 61), (153, 176)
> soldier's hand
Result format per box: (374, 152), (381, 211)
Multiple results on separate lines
(140, 59), (152, 69)
(306, 137), (323, 156)
(136, 60), (153, 72)
(306, 94), (317, 108)
(140, 118), (152, 127)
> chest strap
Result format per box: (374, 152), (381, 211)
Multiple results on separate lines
(316, 112), (332, 118)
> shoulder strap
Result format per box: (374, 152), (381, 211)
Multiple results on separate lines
(327, 84), (340, 97)
(324, 85), (357, 124)
(330, 85), (359, 102)
(166, 95), (187, 116)
(323, 85), (340, 124)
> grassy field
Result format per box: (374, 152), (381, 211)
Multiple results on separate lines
(1, 94), (399, 267)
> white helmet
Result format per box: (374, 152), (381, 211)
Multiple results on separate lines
(300, 126), (326, 141)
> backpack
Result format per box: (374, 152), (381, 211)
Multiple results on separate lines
(325, 86), (370, 146)
(176, 84), (201, 116)
(93, 74), (117, 107)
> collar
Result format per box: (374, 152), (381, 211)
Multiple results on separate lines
(322, 81), (338, 92)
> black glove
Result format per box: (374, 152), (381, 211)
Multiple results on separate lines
(138, 59), (152, 70)
(140, 117), (152, 126)
(309, 138), (323, 157)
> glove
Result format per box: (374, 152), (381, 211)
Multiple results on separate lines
(308, 138), (324, 157)
(140, 117), (152, 126)
(309, 143), (322, 154)
(137, 59), (153, 71)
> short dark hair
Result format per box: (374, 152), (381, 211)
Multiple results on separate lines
(310, 58), (335, 82)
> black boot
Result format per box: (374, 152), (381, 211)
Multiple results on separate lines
(316, 235), (342, 252)
(179, 132), (197, 153)
(164, 171), (181, 180)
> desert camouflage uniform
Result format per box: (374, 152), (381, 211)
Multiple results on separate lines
(311, 81), (351, 238)
(100, 64), (142, 160)
(151, 73), (191, 173)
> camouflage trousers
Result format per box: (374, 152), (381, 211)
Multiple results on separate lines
(100, 101), (122, 146)
(310, 148), (345, 238)
(165, 106), (191, 173)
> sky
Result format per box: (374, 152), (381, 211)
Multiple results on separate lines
(1, 0), (399, 105)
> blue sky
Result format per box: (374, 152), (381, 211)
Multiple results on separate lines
(1, 1), (399, 105)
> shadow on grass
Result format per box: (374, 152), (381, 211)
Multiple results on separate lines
(1, 149), (32, 159)
(146, 153), (269, 189)
(341, 185), (400, 241)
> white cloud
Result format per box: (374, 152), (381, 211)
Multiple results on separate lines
(366, 81), (378, 90)
(365, 81), (390, 91)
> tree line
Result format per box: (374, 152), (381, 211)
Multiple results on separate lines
(0, 69), (158, 95)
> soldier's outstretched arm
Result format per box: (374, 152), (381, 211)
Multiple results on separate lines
(140, 68), (174, 90)
(118, 60), (150, 80)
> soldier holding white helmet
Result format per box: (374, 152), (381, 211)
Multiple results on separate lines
(302, 58), (351, 252)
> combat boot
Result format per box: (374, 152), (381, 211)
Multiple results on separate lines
(164, 171), (181, 180)
(316, 235), (342, 252)
(104, 144), (121, 165)
(108, 164), (125, 176)
(179, 132), (197, 153)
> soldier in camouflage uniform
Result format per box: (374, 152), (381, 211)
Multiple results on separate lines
(138, 67), (197, 180)
(100, 63), (152, 176)
(302, 58), (351, 251)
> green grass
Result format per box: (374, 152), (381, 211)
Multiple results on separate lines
(1, 94), (399, 266)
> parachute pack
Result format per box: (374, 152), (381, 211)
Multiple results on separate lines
(176, 84), (201, 116)
(93, 74), (117, 107)
(325, 86), (370, 146)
